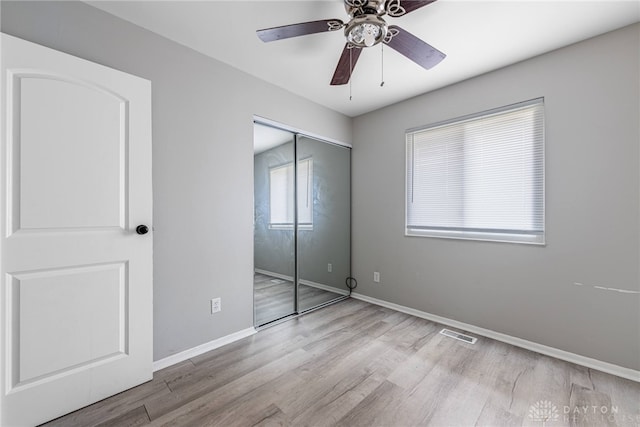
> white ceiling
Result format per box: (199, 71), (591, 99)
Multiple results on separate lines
(254, 122), (293, 153)
(89, 0), (640, 117)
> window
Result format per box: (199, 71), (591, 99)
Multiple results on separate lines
(269, 158), (313, 229)
(406, 99), (544, 244)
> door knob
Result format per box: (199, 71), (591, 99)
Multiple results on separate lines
(136, 225), (149, 235)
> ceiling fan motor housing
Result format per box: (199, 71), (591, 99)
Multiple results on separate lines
(344, 0), (386, 17)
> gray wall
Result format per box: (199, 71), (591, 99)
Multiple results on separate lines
(0, 1), (352, 360)
(352, 24), (640, 370)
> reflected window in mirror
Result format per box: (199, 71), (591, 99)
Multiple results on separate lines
(269, 158), (313, 230)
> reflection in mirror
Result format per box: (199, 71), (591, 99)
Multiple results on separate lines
(297, 136), (351, 312)
(253, 123), (296, 325)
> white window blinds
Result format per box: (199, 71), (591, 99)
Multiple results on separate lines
(269, 163), (294, 226)
(297, 158), (313, 227)
(406, 99), (545, 244)
(269, 158), (313, 228)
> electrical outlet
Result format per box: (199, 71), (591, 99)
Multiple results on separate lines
(373, 272), (380, 283)
(211, 297), (221, 314)
(327, 263), (332, 273)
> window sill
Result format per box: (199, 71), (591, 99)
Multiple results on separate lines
(405, 228), (545, 245)
(269, 224), (313, 231)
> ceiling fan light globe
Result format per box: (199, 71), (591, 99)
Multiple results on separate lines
(364, 30), (376, 47)
(347, 25), (364, 44)
(346, 19), (386, 48)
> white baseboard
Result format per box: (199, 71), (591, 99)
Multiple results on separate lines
(153, 327), (256, 372)
(351, 292), (640, 383)
(299, 279), (350, 296)
(255, 269), (349, 296)
(254, 269), (293, 282)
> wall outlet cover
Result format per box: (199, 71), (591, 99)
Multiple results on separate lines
(211, 298), (221, 314)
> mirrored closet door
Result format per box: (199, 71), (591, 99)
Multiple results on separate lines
(253, 123), (351, 327)
(253, 124), (296, 325)
(296, 135), (351, 312)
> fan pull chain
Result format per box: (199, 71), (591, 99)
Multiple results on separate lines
(380, 42), (385, 87)
(349, 47), (353, 101)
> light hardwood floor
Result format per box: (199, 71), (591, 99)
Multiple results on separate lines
(43, 298), (640, 426)
(254, 273), (344, 325)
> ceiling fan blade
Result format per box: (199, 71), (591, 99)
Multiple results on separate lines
(331, 44), (363, 85)
(385, 0), (437, 17)
(384, 25), (445, 70)
(257, 19), (344, 42)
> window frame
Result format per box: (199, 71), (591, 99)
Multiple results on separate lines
(405, 98), (545, 245)
(268, 157), (313, 231)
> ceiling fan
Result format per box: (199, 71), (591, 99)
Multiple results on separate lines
(256, 0), (446, 86)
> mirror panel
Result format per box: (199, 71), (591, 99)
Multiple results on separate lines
(297, 135), (351, 311)
(253, 124), (296, 325)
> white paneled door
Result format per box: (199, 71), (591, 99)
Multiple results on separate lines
(0, 34), (152, 426)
